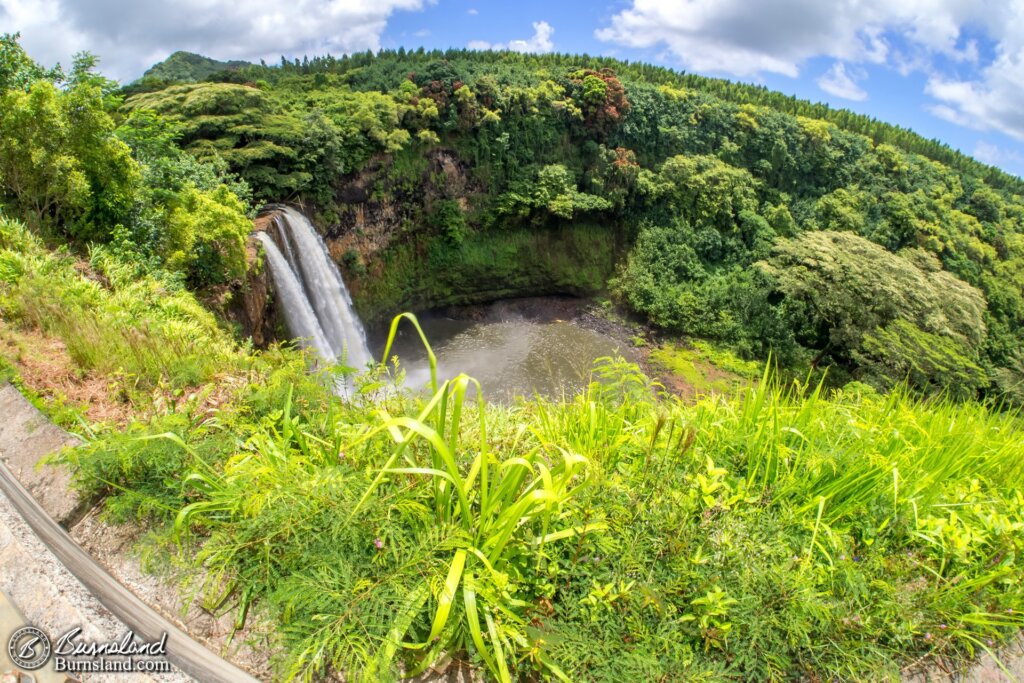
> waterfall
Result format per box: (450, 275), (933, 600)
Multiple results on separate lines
(257, 207), (372, 370)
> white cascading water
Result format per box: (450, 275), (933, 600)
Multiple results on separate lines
(256, 207), (372, 370)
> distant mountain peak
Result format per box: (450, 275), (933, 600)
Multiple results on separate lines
(141, 51), (253, 83)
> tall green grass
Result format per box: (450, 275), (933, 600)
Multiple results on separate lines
(0, 214), (242, 395)
(63, 311), (1024, 681)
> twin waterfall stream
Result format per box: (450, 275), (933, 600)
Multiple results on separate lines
(256, 208), (372, 371)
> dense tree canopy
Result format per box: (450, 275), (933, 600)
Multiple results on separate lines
(0, 35), (252, 289)
(3, 35), (1022, 400)
(0, 76), (138, 236)
(116, 45), (1024, 401)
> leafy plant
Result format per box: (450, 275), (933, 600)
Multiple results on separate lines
(349, 313), (603, 681)
(682, 586), (738, 651)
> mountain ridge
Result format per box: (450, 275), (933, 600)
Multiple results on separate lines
(141, 50), (252, 83)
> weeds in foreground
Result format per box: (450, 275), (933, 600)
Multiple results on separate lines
(62, 313), (1024, 682)
(0, 215), (241, 401)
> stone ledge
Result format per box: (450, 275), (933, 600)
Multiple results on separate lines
(0, 482), (187, 682)
(0, 385), (85, 526)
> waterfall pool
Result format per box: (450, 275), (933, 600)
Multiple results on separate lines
(369, 298), (639, 401)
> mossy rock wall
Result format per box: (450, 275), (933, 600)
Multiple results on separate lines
(343, 222), (619, 325)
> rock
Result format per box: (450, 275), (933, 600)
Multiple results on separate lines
(0, 385), (84, 527)
(223, 233), (278, 348)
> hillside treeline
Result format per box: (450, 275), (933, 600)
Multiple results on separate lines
(5, 37), (1024, 402)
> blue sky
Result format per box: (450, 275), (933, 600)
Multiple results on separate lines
(3, 0), (1023, 177)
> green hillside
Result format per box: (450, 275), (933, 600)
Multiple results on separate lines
(140, 50), (252, 84)
(123, 47), (1024, 402)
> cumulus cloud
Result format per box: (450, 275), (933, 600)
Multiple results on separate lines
(926, 45), (1024, 140)
(595, 0), (1024, 140)
(817, 62), (868, 101)
(595, 0), (992, 77)
(597, 0), (881, 78)
(0, 0), (429, 81)
(973, 141), (1023, 166)
(468, 21), (554, 54)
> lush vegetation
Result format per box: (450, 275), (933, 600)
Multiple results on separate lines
(118, 46), (1024, 403)
(0, 35), (253, 290)
(2, 34), (1024, 683)
(141, 50), (252, 84)
(55, 322), (1024, 682)
(0, 216), (240, 394)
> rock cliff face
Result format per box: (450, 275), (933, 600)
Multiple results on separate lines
(225, 215), (279, 348)
(322, 149), (620, 327)
(324, 149), (472, 263)
(233, 148), (621, 342)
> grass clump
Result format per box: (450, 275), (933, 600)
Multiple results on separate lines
(70, 314), (1024, 682)
(648, 339), (761, 397)
(0, 214), (242, 399)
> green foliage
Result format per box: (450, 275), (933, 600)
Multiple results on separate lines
(136, 45), (1024, 193)
(0, 78), (139, 236)
(0, 32), (63, 91)
(124, 81), (414, 203)
(114, 48), (1024, 402)
(568, 68), (630, 138)
(658, 155), (759, 233)
(756, 231), (988, 394)
(0, 36), (252, 290)
(11, 38), (1024, 678)
(66, 325), (1024, 681)
(161, 185), (250, 286)
(352, 223), (617, 322)
(338, 315), (600, 681)
(55, 350), (317, 517)
(62, 410), (237, 520)
(497, 164), (613, 222)
(139, 50), (251, 85)
(428, 199), (468, 245)
(534, 164), (613, 220)
(115, 107), (254, 288)
(649, 340), (761, 397)
(613, 223), (710, 327)
(0, 214), (240, 394)
(856, 319), (989, 399)
(6, 35), (1021, 401)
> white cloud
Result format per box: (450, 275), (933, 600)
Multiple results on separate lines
(926, 41), (1024, 141)
(509, 21), (554, 53)
(595, 0), (1024, 140)
(0, 0), (429, 81)
(594, 0), (993, 78)
(468, 20), (554, 54)
(973, 140), (1023, 166)
(467, 8), (478, 16)
(596, 0), (882, 78)
(817, 62), (868, 101)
